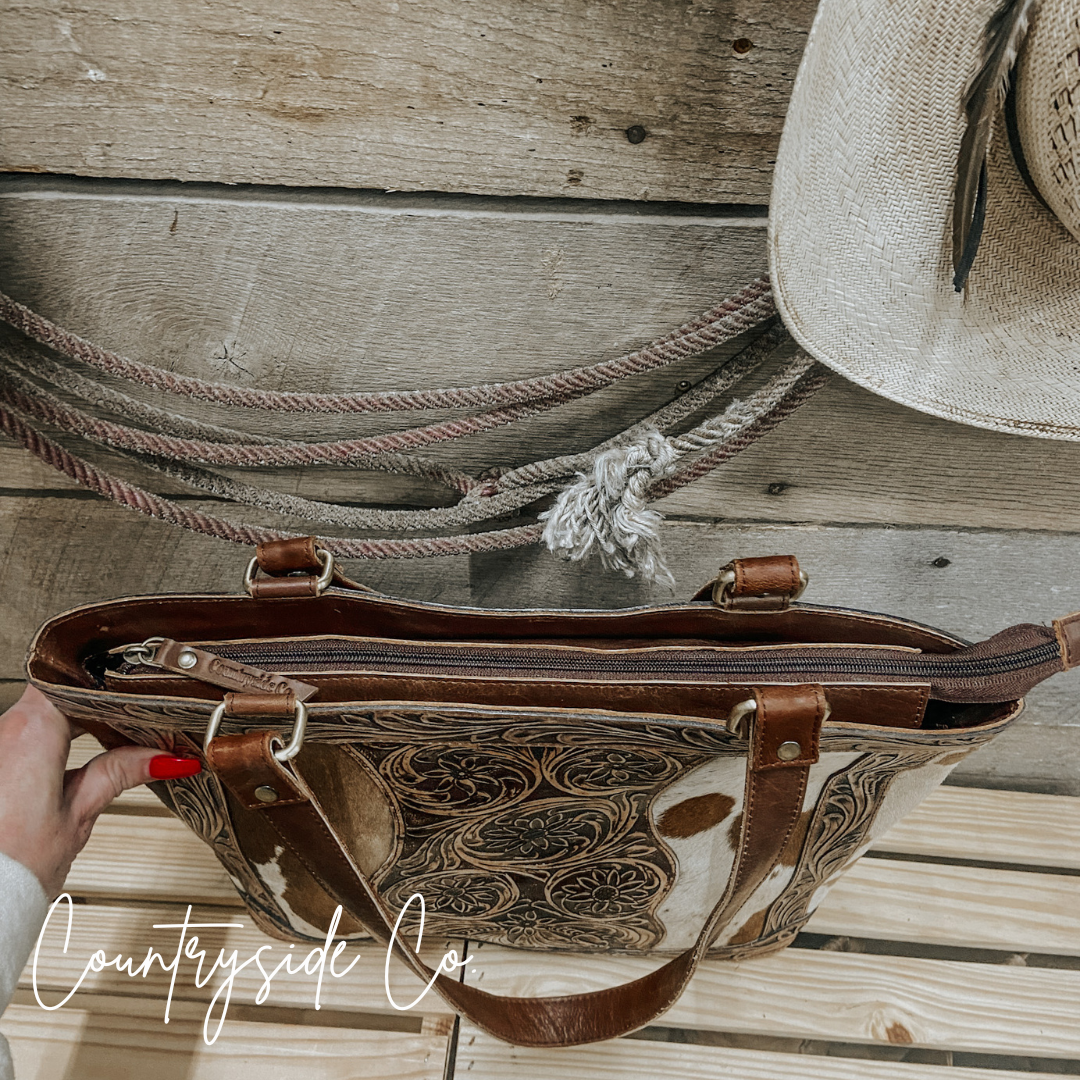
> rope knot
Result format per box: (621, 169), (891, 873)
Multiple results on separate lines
(539, 429), (679, 588)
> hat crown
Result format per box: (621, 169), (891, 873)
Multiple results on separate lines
(1015, 5), (1080, 242)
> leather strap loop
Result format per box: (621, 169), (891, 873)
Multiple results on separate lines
(692, 555), (805, 610)
(251, 536), (375, 596)
(257, 537), (324, 576)
(206, 684), (825, 1047)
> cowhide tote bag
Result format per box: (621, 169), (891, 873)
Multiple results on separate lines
(26, 538), (1079, 1046)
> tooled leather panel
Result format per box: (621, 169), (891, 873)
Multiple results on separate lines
(718, 705), (1021, 958)
(755, 747), (945, 946)
(358, 739), (704, 952)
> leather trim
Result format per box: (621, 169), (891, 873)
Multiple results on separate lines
(733, 556), (802, 599)
(155, 638), (318, 701)
(207, 730), (310, 809)
(249, 577), (321, 599)
(714, 556), (803, 612)
(1054, 612), (1080, 670)
(752, 685), (825, 770)
(222, 691), (297, 717)
(257, 537), (323, 576)
(26, 589), (977, 696)
(98, 672), (930, 729)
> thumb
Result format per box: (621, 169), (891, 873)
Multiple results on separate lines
(65, 746), (201, 822)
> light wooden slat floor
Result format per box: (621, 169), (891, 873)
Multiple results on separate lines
(3, 996), (448, 1080)
(463, 946), (1080, 1060)
(455, 1032), (1071, 1080)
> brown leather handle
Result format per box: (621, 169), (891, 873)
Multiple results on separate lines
(691, 555), (806, 610)
(250, 537), (375, 598)
(206, 685), (826, 1047)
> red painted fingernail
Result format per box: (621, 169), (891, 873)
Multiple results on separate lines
(148, 755), (202, 780)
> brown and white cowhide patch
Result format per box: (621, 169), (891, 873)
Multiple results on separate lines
(651, 751), (862, 950)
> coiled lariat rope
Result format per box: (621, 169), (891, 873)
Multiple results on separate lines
(0, 278), (829, 581)
(0, 279), (775, 412)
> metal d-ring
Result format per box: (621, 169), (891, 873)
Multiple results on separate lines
(203, 697), (308, 762)
(243, 547), (335, 597)
(726, 698), (757, 737)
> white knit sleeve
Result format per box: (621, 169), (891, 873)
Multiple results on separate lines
(0, 853), (49, 1080)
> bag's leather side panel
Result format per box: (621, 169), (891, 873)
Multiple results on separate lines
(31, 677), (1021, 952)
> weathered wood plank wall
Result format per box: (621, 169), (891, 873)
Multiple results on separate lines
(1, 2), (1078, 798)
(0, 0), (814, 201)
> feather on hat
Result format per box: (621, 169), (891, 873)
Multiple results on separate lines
(769, 0), (1080, 439)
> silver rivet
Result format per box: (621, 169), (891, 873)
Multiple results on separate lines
(177, 649), (198, 670)
(777, 740), (801, 761)
(254, 785), (279, 803)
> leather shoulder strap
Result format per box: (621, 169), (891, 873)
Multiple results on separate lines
(206, 685), (826, 1047)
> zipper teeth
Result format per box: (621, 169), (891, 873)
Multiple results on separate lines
(209, 641), (1060, 680)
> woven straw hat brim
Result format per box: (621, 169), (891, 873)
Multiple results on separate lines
(769, 0), (1080, 440)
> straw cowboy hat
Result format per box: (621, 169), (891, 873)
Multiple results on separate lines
(769, 0), (1080, 439)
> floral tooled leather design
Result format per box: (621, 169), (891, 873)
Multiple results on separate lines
(380, 744), (541, 815)
(50, 690), (1016, 952)
(373, 741), (698, 951)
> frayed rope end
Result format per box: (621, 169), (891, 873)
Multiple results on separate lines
(539, 430), (678, 589)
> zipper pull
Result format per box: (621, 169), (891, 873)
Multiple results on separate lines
(120, 637), (318, 702)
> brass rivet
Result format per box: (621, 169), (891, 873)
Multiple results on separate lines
(777, 741), (801, 761)
(254, 785), (279, 803)
(177, 649), (198, 670)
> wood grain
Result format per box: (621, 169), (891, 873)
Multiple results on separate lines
(455, 1028), (1067, 1080)
(0, 179), (765, 454)
(462, 946), (1080, 1058)
(10, 503), (1080, 657)
(0, 1), (815, 202)
(876, 787), (1080, 869)
(2, 996), (448, 1080)
(807, 858), (1080, 956)
(67, 815), (238, 906)
(0, 495), (472, 672)
(23, 901), (453, 1018)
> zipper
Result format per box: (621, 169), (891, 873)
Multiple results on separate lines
(112, 629), (1066, 703)
(195, 638), (1060, 680)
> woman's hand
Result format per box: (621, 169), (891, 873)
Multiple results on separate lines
(0, 685), (200, 897)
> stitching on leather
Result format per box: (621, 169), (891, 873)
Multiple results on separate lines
(783, 555), (799, 593)
(753, 686), (823, 771)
